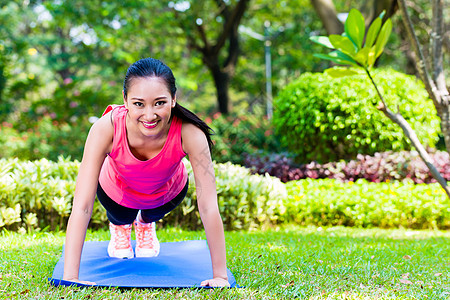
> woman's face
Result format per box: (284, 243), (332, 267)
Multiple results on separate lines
(123, 76), (176, 139)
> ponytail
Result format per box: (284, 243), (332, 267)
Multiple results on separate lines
(172, 103), (214, 152)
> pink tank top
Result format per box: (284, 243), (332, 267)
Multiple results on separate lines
(98, 105), (188, 209)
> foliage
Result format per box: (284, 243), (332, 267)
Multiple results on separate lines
(0, 117), (90, 161)
(285, 178), (450, 229)
(310, 8), (392, 70)
(0, 107), (284, 164)
(0, 156), (107, 231)
(244, 150), (450, 184)
(208, 111), (283, 164)
(1, 157), (449, 232)
(236, 0), (326, 100)
(1, 228), (449, 299)
(0, 158), (286, 231)
(272, 69), (441, 163)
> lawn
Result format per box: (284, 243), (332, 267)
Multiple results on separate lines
(0, 226), (449, 299)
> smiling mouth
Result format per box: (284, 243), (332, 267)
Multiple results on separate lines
(141, 120), (158, 129)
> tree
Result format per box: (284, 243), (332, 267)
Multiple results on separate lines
(311, 8), (450, 198)
(398, 0), (450, 153)
(309, 0), (343, 35)
(171, 0), (250, 114)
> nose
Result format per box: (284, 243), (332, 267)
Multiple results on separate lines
(143, 106), (156, 120)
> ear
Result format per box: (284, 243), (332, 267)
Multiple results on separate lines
(172, 96), (177, 108)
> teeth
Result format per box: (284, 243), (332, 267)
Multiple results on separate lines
(142, 121), (157, 127)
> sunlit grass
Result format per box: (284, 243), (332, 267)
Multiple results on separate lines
(0, 226), (449, 299)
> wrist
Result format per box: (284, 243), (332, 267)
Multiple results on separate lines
(214, 274), (228, 281)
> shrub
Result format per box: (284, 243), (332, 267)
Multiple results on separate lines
(284, 178), (450, 229)
(0, 117), (90, 161)
(273, 69), (441, 163)
(208, 112), (283, 164)
(244, 150), (450, 184)
(0, 157), (287, 231)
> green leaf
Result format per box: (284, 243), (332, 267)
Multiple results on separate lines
(313, 53), (344, 65)
(309, 36), (334, 49)
(329, 35), (358, 56)
(374, 18), (392, 59)
(325, 68), (360, 78)
(344, 9), (365, 50)
(314, 51), (358, 67)
(365, 18), (381, 48)
(331, 51), (359, 66)
(367, 46), (377, 67)
(354, 47), (371, 68)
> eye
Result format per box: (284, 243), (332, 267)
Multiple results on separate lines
(155, 100), (166, 106)
(133, 102), (144, 107)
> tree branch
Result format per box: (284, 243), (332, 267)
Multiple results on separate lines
(195, 22), (212, 53)
(367, 68), (450, 197)
(378, 104), (450, 198)
(172, 9), (205, 54)
(213, 0), (249, 56)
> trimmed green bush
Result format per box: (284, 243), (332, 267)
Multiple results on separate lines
(284, 178), (450, 229)
(1, 157), (448, 231)
(0, 157), (286, 231)
(273, 68), (441, 163)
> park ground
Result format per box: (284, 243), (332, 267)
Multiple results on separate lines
(0, 225), (449, 299)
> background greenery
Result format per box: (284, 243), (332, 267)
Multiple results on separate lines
(1, 158), (448, 232)
(273, 68), (441, 163)
(1, 1), (447, 165)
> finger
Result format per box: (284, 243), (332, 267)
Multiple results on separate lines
(200, 280), (209, 286)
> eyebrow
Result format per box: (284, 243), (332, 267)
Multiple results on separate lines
(130, 96), (168, 101)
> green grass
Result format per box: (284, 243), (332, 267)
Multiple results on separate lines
(0, 226), (449, 299)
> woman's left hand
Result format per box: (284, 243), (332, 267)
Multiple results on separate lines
(200, 277), (230, 288)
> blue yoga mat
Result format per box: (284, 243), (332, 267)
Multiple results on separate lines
(49, 240), (238, 288)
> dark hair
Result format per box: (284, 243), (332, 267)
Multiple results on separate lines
(123, 58), (214, 151)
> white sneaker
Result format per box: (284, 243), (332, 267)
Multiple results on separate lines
(134, 220), (160, 257)
(107, 223), (134, 259)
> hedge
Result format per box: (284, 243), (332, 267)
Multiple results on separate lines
(1, 158), (448, 231)
(284, 178), (450, 229)
(0, 157), (286, 231)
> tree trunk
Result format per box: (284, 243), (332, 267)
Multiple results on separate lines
(310, 0), (344, 35)
(369, 0), (398, 23)
(210, 63), (231, 114)
(398, 0), (450, 152)
(440, 106), (450, 154)
(174, 0), (249, 114)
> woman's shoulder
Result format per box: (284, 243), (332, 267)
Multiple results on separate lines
(181, 121), (204, 136)
(181, 121), (208, 155)
(89, 111), (114, 139)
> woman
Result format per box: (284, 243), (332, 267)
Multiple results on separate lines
(63, 57), (229, 287)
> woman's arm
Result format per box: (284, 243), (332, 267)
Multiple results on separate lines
(181, 123), (229, 287)
(63, 113), (113, 284)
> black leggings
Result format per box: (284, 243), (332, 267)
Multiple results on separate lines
(96, 179), (189, 225)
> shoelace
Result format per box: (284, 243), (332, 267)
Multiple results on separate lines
(113, 225), (131, 249)
(137, 224), (154, 248)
